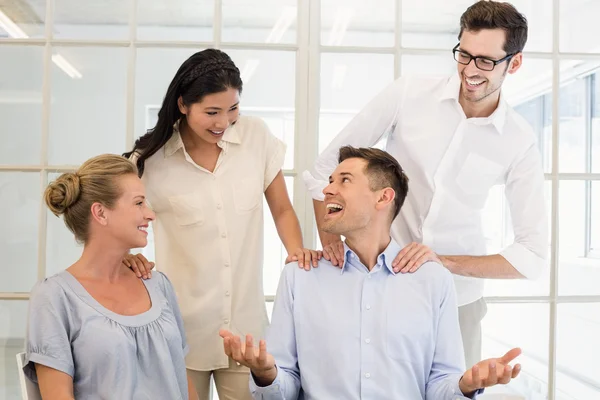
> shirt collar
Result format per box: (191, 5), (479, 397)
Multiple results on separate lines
(439, 73), (507, 135)
(340, 238), (401, 276)
(163, 119), (242, 158)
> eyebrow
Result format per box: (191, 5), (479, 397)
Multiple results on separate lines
(205, 102), (240, 111)
(133, 195), (146, 200)
(329, 172), (354, 181)
(457, 47), (503, 60)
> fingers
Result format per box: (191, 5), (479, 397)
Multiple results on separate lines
(512, 363), (521, 379)
(486, 361), (498, 386)
(392, 243), (416, 273)
(258, 340), (268, 366)
(310, 250), (320, 267)
(333, 241), (344, 265)
(398, 244), (421, 273)
(497, 364), (513, 385)
(499, 347), (522, 364)
(403, 249), (428, 273)
(231, 335), (244, 363)
(471, 363), (480, 388)
(244, 335), (256, 365)
(327, 245), (341, 266)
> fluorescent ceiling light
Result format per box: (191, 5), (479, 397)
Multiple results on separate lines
(265, 6), (297, 44)
(331, 64), (347, 89)
(52, 54), (82, 79)
(327, 8), (354, 46)
(241, 59), (260, 83)
(0, 9), (27, 38)
(0, 9), (82, 79)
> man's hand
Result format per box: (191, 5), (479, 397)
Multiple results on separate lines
(321, 240), (345, 267)
(459, 348), (522, 396)
(392, 242), (441, 274)
(219, 330), (277, 386)
(286, 248), (323, 271)
(123, 253), (154, 279)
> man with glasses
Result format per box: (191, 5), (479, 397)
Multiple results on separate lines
(304, 1), (548, 368)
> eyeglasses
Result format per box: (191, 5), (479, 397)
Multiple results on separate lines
(452, 44), (515, 72)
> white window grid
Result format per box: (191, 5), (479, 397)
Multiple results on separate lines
(0, 1), (599, 398)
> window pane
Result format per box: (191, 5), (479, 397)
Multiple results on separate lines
(558, 181), (600, 296)
(482, 303), (549, 399)
(46, 172), (82, 277)
(263, 176), (293, 297)
(223, 0), (296, 44)
(556, 303), (600, 399)
(320, 53), (394, 152)
(559, 0), (600, 53)
(0, 172), (39, 293)
(135, 48), (201, 141)
(592, 182), (600, 255)
(0, 300), (28, 399)
(0, 0), (46, 39)
(54, 0), (130, 40)
(400, 54), (455, 76)
(321, 0), (394, 47)
(514, 94), (553, 174)
(137, 0), (213, 41)
(509, 0), (552, 52)
(558, 71), (587, 173)
(592, 74), (600, 173)
(0, 45), (43, 165)
(401, 0), (470, 50)
(483, 181), (552, 297)
(49, 47), (128, 165)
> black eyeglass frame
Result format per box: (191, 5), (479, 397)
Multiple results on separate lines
(452, 43), (516, 71)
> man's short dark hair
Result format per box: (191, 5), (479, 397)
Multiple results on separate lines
(459, 1), (528, 55)
(338, 146), (409, 220)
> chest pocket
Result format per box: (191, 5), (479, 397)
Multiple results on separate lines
(168, 191), (205, 226)
(233, 176), (263, 214)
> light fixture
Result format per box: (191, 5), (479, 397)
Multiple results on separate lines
(327, 7), (354, 46)
(241, 59), (260, 84)
(0, 9), (82, 79)
(265, 6), (297, 44)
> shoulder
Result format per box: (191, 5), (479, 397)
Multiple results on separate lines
(406, 260), (454, 289)
(281, 259), (340, 284)
(235, 116), (275, 141)
(29, 273), (71, 310)
(149, 270), (176, 296)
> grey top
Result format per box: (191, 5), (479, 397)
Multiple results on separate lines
(23, 270), (190, 400)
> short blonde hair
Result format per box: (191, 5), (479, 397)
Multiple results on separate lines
(44, 154), (137, 243)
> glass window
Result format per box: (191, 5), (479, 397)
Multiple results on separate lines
(0, 45), (43, 166)
(223, 0), (296, 44)
(48, 46), (128, 165)
(481, 303), (550, 399)
(558, 74), (587, 173)
(321, 0), (394, 47)
(591, 74), (600, 173)
(0, 300), (29, 399)
(556, 304), (600, 399)
(0, 172), (40, 293)
(559, 0), (600, 53)
(0, 1), (46, 39)
(53, 0), (130, 40)
(137, 0), (214, 42)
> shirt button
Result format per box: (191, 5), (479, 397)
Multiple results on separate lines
(217, 203), (222, 209)
(365, 338), (371, 344)
(368, 275), (372, 279)
(365, 373), (371, 378)
(366, 305), (371, 310)
(224, 318), (230, 324)
(221, 232), (227, 238)
(224, 262), (230, 267)
(225, 291), (230, 296)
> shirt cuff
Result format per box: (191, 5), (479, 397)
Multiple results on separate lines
(453, 376), (484, 399)
(302, 170), (326, 201)
(249, 367), (283, 396)
(500, 242), (547, 279)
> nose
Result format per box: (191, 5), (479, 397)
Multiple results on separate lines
(145, 207), (156, 222)
(323, 181), (337, 197)
(215, 115), (230, 130)
(463, 59), (483, 75)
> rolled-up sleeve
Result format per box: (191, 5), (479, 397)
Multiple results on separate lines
(500, 143), (549, 279)
(303, 78), (405, 201)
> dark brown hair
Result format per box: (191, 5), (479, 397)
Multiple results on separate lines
(459, 1), (528, 54)
(338, 146), (409, 220)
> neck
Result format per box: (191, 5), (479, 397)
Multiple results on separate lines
(179, 119), (216, 151)
(345, 226), (392, 271)
(70, 237), (130, 282)
(459, 90), (501, 119)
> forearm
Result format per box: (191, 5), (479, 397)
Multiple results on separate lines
(250, 365), (301, 400)
(313, 200), (341, 246)
(439, 254), (524, 279)
(273, 207), (304, 254)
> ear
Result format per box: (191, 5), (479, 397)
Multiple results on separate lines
(375, 187), (396, 212)
(90, 202), (108, 226)
(507, 53), (522, 75)
(177, 96), (188, 115)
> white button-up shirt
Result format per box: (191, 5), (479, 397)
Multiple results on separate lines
(304, 74), (548, 306)
(139, 116), (285, 370)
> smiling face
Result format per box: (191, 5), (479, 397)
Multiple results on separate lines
(321, 158), (384, 236)
(456, 29), (522, 105)
(178, 87), (240, 145)
(100, 174), (155, 249)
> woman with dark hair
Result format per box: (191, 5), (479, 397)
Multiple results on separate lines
(123, 49), (320, 400)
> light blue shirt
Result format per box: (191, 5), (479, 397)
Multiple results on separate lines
(251, 239), (479, 400)
(24, 270), (190, 399)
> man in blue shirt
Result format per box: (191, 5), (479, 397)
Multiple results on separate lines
(220, 146), (522, 399)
